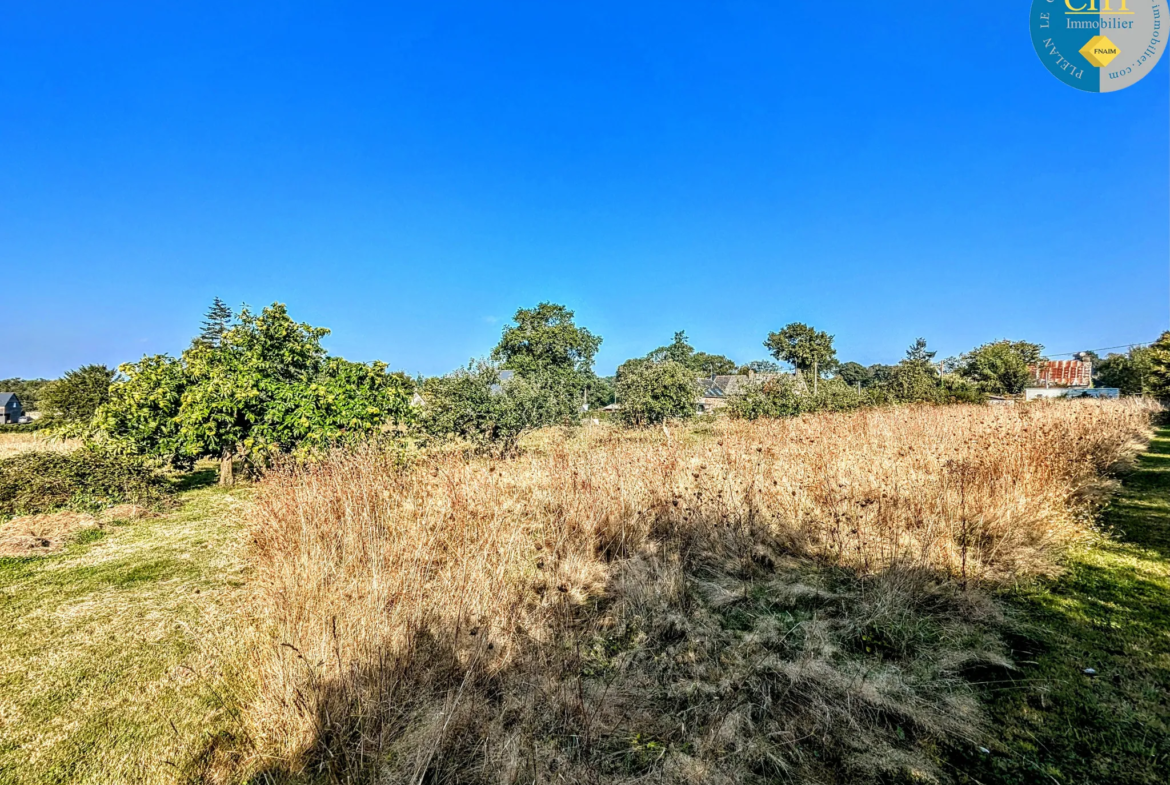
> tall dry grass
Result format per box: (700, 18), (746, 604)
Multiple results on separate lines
(0, 432), (79, 460)
(226, 400), (1156, 783)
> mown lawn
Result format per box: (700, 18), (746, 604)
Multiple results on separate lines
(0, 478), (248, 785)
(953, 427), (1170, 785)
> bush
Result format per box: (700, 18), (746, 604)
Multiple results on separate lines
(616, 360), (699, 425)
(0, 448), (170, 517)
(727, 376), (862, 420)
(417, 364), (577, 452)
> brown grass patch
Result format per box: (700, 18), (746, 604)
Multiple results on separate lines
(223, 400), (1157, 783)
(0, 511), (98, 556)
(0, 432), (79, 460)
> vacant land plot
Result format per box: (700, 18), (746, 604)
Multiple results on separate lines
(0, 478), (248, 785)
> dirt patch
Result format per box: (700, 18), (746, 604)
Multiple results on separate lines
(0, 512), (99, 556)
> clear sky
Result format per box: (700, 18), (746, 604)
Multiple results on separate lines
(2, 2), (1167, 379)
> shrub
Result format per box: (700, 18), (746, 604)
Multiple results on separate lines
(727, 376), (861, 420)
(616, 360), (699, 425)
(417, 364), (577, 452)
(0, 447), (170, 517)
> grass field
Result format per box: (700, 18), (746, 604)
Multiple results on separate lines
(0, 408), (1167, 783)
(948, 426), (1170, 785)
(0, 473), (248, 785)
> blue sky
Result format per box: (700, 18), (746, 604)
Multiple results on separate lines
(1, 2), (1167, 378)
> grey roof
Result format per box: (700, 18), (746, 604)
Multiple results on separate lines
(0, 393), (20, 407)
(700, 373), (789, 398)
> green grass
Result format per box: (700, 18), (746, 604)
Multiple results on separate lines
(0, 484), (248, 785)
(951, 427), (1170, 785)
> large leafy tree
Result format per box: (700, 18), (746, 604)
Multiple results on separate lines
(491, 302), (602, 412)
(1096, 347), (1154, 395)
(959, 340), (1043, 395)
(39, 365), (117, 425)
(98, 303), (412, 484)
(836, 362), (872, 388)
(764, 323), (837, 376)
(492, 302), (601, 379)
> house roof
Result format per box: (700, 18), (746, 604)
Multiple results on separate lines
(0, 393), (20, 407)
(702, 373), (789, 398)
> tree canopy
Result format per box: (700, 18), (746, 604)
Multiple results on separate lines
(98, 303), (412, 484)
(764, 323), (837, 376)
(958, 340), (1043, 395)
(615, 360), (699, 425)
(39, 365), (117, 426)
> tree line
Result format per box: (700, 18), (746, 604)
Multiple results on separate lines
(10, 298), (1170, 483)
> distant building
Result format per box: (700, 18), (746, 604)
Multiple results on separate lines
(0, 393), (23, 424)
(1029, 360), (1093, 388)
(696, 372), (795, 414)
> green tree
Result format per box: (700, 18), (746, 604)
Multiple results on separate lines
(198, 297), (235, 347)
(417, 363), (574, 452)
(1096, 348), (1153, 395)
(764, 323), (838, 378)
(837, 362), (872, 388)
(905, 338), (937, 365)
(1143, 333), (1170, 399)
(959, 340), (1044, 395)
(690, 352), (737, 376)
(39, 365), (117, 426)
(616, 360), (699, 426)
(492, 302), (601, 379)
(98, 303), (411, 484)
(638, 331), (736, 377)
(736, 360), (782, 375)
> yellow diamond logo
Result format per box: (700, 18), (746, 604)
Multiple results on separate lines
(1080, 35), (1120, 68)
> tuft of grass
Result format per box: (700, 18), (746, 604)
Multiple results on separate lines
(0, 484), (249, 785)
(950, 426), (1170, 785)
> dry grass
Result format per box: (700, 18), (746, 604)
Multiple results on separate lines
(0, 432), (79, 460)
(225, 400), (1157, 783)
(0, 511), (99, 556)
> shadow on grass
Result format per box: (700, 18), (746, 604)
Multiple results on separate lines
(948, 428), (1170, 785)
(173, 468), (220, 493)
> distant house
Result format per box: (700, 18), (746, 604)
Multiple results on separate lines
(0, 393), (23, 424)
(1025, 387), (1120, 401)
(696, 372), (794, 414)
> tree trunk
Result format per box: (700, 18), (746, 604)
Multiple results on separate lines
(219, 450), (234, 486)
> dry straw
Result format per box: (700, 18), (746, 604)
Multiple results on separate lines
(229, 400), (1156, 782)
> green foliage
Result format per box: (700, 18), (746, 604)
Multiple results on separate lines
(690, 352), (737, 376)
(0, 447), (169, 517)
(615, 360), (699, 425)
(97, 303), (412, 479)
(959, 340), (1044, 395)
(628, 331), (736, 381)
(98, 355), (189, 465)
(198, 297), (235, 347)
(492, 302), (601, 379)
(764, 322), (837, 375)
(837, 362), (872, 388)
(1141, 332), (1170, 399)
(417, 363), (575, 451)
(0, 378), (50, 412)
(1096, 347), (1154, 395)
(39, 364), (116, 426)
(727, 376), (861, 420)
(736, 359), (781, 375)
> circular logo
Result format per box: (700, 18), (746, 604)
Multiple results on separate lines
(1031, 0), (1165, 92)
